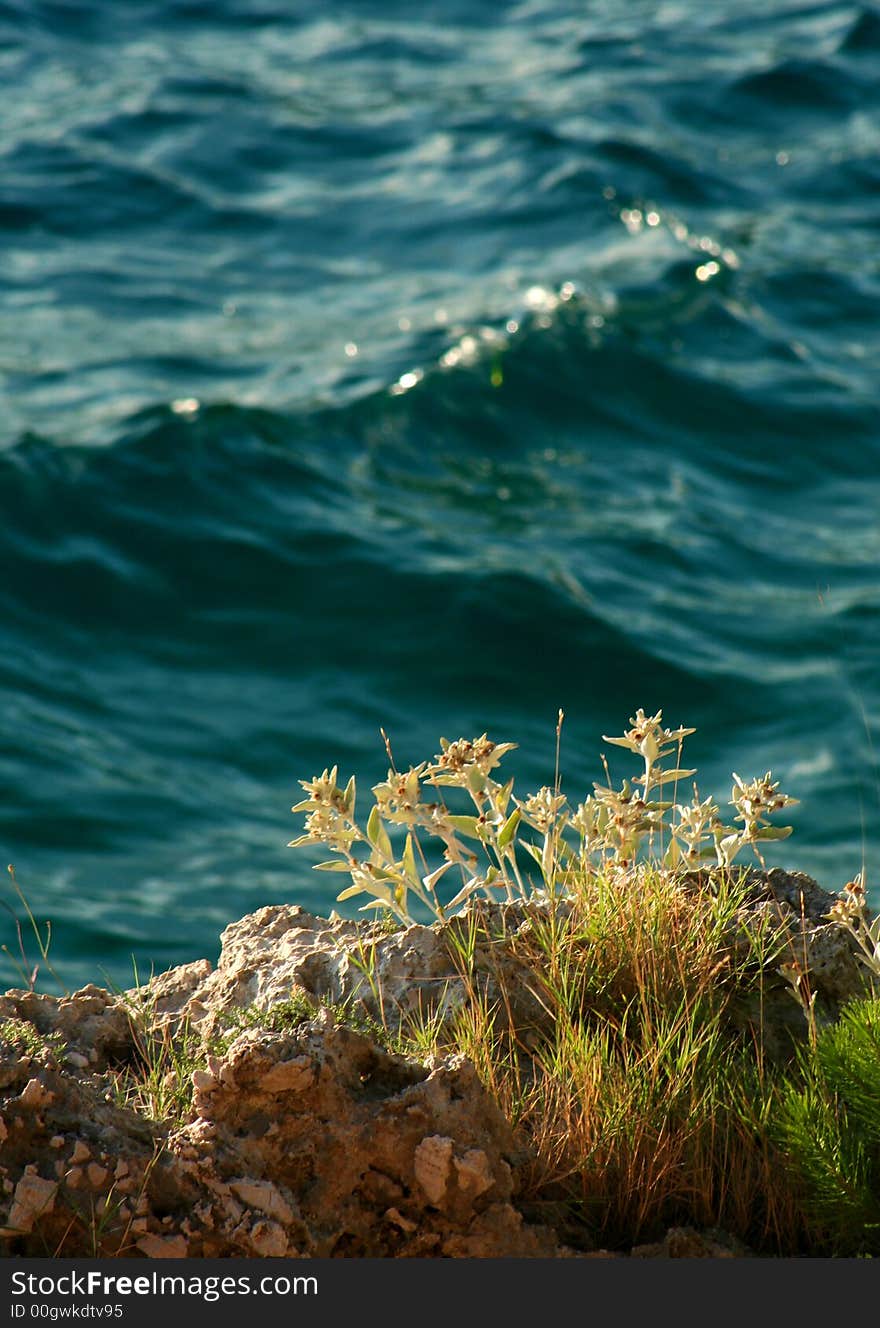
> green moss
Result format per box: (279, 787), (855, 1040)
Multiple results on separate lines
(209, 992), (318, 1055)
(0, 1017), (65, 1058)
(210, 991), (407, 1057)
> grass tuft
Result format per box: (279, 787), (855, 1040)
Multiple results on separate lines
(288, 709), (880, 1254)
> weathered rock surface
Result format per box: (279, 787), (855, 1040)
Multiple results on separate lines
(722, 868), (875, 1053)
(0, 1000), (558, 1257)
(143, 868), (874, 1048)
(152, 902), (551, 1044)
(0, 868), (872, 1257)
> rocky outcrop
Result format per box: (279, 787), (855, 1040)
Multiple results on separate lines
(0, 868), (873, 1257)
(0, 1002), (558, 1257)
(144, 868), (872, 1043)
(147, 900), (553, 1048)
(722, 868), (875, 1054)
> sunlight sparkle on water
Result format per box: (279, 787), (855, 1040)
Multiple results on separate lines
(390, 369), (423, 395)
(524, 285), (558, 312)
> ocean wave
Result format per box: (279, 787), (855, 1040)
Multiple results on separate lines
(3, 0), (880, 990)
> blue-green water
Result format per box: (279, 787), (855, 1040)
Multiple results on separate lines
(2, 1), (879, 991)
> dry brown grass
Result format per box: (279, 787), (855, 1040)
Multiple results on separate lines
(404, 863), (814, 1252)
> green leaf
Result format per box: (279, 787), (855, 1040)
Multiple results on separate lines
(647, 767), (697, 787)
(466, 766), (486, 796)
(447, 815), (481, 839)
(446, 878), (482, 911)
(366, 857), (396, 879)
(313, 860), (353, 871)
(423, 861), (453, 893)
(336, 884), (366, 901)
(754, 825), (793, 840)
(359, 898), (403, 914)
(498, 808), (521, 850)
(497, 777), (515, 815)
(521, 842), (544, 868)
(402, 833), (420, 886)
(366, 805), (393, 859)
(355, 876), (394, 904)
(664, 839), (682, 868)
(343, 774), (356, 814)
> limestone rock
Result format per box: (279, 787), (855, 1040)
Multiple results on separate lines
(143, 902), (549, 1047)
(414, 1136), (454, 1206)
(249, 1220), (288, 1258)
(722, 868), (874, 1052)
(130, 871), (873, 1060)
(0, 1003), (556, 1257)
(229, 1180), (294, 1225)
(136, 1234), (188, 1259)
(7, 1173), (57, 1234)
(0, 867), (872, 1257)
(0, 984), (133, 1071)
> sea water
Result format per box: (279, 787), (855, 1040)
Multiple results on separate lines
(1, 0), (879, 988)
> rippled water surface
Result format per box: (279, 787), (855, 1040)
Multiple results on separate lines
(2, 0), (880, 988)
